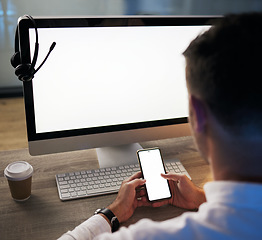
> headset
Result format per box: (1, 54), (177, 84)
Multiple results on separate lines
(10, 15), (56, 82)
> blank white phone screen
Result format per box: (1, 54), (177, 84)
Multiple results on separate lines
(138, 149), (171, 201)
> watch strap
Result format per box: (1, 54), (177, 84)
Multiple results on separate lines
(96, 208), (120, 232)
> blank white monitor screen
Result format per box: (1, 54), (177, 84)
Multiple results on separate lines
(29, 25), (209, 134)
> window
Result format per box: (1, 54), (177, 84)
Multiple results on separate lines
(1, 0), (262, 96)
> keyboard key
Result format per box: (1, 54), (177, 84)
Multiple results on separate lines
(60, 185), (70, 189)
(57, 173), (66, 178)
(59, 181), (68, 185)
(78, 191), (86, 196)
(71, 192), (77, 197)
(61, 193), (71, 198)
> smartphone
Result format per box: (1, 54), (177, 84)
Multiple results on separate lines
(137, 148), (171, 202)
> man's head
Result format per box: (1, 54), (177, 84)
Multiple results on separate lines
(183, 13), (262, 137)
(183, 13), (262, 181)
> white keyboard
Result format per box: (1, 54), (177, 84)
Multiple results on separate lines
(56, 159), (191, 201)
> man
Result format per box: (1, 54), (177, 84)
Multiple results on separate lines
(59, 13), (262, 239)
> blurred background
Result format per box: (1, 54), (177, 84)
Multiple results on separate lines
(1, 0), (262, 97)
(1, 0), (262, 151)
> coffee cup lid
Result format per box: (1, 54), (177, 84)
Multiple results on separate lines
(4, 161), (33, 181)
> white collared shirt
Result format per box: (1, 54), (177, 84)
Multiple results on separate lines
(58, 181), (262, 240)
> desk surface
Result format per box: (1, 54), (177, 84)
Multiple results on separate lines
(0, 137), (212, 240)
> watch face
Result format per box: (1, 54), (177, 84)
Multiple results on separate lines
(111, 216), (120, 232)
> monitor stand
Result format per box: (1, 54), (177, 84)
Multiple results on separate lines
(96, 143), (142, 168)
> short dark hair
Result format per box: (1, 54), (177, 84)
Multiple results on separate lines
(183, 13), (262, 135)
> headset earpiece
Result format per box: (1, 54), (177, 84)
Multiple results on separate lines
(10, 51), (21, 68)
(15, 63), (35, 82)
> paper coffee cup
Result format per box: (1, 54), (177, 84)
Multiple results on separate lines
(4, 161), (33, 201)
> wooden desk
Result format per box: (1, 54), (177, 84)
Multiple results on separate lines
(0, 137), (212, 240)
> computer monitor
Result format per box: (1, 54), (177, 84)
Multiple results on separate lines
(18, 16), (216, 167)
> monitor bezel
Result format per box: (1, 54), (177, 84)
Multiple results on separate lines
(18, 15), (219, 143)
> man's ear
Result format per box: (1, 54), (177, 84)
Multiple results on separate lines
(189, 95), (207, 133)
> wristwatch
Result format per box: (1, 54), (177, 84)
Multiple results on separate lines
(95, 208), (120, 232)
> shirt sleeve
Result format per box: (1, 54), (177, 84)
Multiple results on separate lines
(57, 212), (197, 240)
(57, 214), (111, 240)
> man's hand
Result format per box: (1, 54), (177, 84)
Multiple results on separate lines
(152, 173), (206, 210)
(107, 171), (206, 224)
(107, 172), (148, 223)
